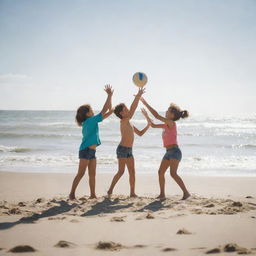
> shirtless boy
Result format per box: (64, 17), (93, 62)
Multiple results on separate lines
(107, 88), (150, 197)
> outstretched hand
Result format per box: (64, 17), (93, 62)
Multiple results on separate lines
(104, 84), (114, 96)
(129, 88), (146, 120)
(141, 108), (149, 118)
(136, 87), (146, 97)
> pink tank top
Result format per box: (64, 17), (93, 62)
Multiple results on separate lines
(162, 122), (178, 147)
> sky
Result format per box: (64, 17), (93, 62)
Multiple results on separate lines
(0, 0), (256, 114)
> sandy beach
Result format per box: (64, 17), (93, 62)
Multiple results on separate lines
(0, 171), (256, 255)
(1, 0), (256, 254)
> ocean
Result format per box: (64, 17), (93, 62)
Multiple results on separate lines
(0, 110), (255, 176)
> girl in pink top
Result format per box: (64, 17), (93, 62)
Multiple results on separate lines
(141, 98), (190, 200)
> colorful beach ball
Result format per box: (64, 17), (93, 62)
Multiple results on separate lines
(132, 72), (148, 87)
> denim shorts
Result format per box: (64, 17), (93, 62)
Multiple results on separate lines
(79, 147), (96, 160)
(163, 146), (182, 161)
(116, 145), (133, 158)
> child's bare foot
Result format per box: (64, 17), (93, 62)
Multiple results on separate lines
(156, 194), (166, 200)
(182, 192), (191, 200)
(69, 193), (76, 200)
(130, 193), (138, 198)
(89, 195), (97, 199)
(107, 190), (112, 197)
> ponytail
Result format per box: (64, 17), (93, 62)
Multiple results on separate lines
(180, 110), (189, 119)
(169, 103), (189, 121)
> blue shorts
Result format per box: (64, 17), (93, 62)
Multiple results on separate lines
(116, 145), (133, 158)
(163, 146), (182, 161)
(79, 147), (96, 160)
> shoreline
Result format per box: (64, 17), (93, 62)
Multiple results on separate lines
(1, 168), (256, 177)
(1, 171), (256, 202)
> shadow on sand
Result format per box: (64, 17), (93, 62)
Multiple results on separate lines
(81, 197), (133, 217)
(137, 199), (169, 212)
(0, 198), (170, 230)
(0, 200), (77, 230)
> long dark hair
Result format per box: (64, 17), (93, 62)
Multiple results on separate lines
(168, 103), (189, 121)
(76, 104), (91, 126)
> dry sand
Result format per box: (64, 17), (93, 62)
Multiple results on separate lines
(0, 171), (256, 255)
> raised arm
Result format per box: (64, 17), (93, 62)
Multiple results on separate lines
(141, 108), (165, 129)
(140, 97), (163, 120)
(150, 122), (166, 128)
(100, 85), (114, 115)
(140, 97), (173, 127)
(128, 88), (145, 119)
(133, 123), (150, 136)
(103, 108), (114, 120)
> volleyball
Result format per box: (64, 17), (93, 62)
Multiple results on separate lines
(132, 72), (148, 87)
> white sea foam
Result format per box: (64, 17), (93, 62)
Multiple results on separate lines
(0, 132), (80, 138)
(0, 145), (32, 153)
(0, 111), (255, 176)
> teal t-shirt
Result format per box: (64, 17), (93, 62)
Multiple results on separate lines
(79, 113), (103, 151)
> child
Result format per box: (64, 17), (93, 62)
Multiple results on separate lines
(107, 88), (150, 197)
(140, 98), (190, 200)
(69, 85), (114, 200)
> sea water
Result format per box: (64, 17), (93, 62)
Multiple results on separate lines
(0, 110), (255, 176)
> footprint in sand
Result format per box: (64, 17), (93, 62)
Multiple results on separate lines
(70, 219), (80, 223)
(9, 245), (36, 253)
(206, 247), (221, 254)
(146, 212), (155, 219)
(176, 228), (192, 235)
(223, 243), (250, 254)
(111, 216), (126, 222)
(204, 203), (215, 208)
(54, 240), (76, 248)
(35, 198), (46, 204)
(133, 244), (147, 248)
(79, 196), (87, 202)
(206, 243), (251, 254)
(135, 212), (155, 220)
(9, 208), (21, 215)
(0, 204), (9, 210)
(96, 241), (124, 251)
(18, 202), (26, 207)
(48, 216), (66, 220)
(232, 202), (243, 207)
(162, 247), (177, 252)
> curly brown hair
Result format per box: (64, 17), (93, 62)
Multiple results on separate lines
(75, 104), (91, 126)
(168, 103), (189, 121)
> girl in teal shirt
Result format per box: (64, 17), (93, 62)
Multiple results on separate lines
(69, 85), (114, 200)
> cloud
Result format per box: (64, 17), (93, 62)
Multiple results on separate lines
(0, 73), (32, 86)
